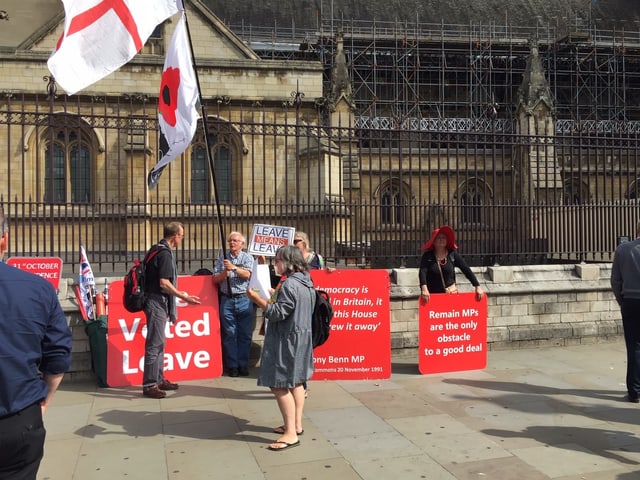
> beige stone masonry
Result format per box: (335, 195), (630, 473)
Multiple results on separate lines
(57, 263), (621, 380)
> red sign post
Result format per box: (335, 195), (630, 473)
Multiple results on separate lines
(106, 276), (222, 387)
(310, 269), (391, 380)
(6, 256), (63, 290)
(418, 292), (488, 374)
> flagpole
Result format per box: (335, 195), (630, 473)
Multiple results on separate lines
(182, 9), (230, 279)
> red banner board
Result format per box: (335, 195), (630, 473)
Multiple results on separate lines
(310, 269), (391, 380)
(418, 292), (488, 374)
(6, 256), (63, 290)
(106, 276), (222, 387)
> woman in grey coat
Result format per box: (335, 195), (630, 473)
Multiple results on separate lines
(246, 245), (315, 451)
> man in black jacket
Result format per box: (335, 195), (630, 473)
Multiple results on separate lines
(142, 222), (200, 398)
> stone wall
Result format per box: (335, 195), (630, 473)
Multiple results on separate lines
(391, 263), (621, 351)
(58, 263), (622, 383)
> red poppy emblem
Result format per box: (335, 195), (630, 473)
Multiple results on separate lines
(159, 67), (181, 127)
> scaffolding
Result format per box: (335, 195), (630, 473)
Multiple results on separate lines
(231, 18), (640, 132)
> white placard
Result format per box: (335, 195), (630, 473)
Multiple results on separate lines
(248, 264), (272, 300)
(248, 223), (295, 256)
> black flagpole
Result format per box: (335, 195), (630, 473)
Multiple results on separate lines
(182, 8), (230, 279)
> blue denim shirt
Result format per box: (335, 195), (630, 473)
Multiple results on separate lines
(0, 262), (72, 416)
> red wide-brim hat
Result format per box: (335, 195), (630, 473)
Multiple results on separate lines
(421, 225), (458, 251)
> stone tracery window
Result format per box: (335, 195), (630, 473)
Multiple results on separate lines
(190, 120), (240, 205)
(378, 179), (410, 225)
(455, 178), (492, 225)
(42, 123), (93, 204)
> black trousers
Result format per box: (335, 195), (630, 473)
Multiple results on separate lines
(0, 402), (45, 480)
(621, 298), (640, 400)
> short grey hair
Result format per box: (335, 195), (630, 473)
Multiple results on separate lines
(276, 245), (308, 274)
(228, 231), (246, 243)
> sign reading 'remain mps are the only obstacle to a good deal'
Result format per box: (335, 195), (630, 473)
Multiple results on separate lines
(106, 276), (222, 387)
(310, 269), (391, 380)
(418, 292), (488, 375)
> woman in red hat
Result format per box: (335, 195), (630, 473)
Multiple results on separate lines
(418, 225), (484, 303)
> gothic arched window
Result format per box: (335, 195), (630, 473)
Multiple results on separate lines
(455, 178), (493, 225)
(378, 179), (410, 225)
(190, 120), (241, 204)
(42, 126), (93, 204)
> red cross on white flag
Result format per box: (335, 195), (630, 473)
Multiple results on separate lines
(48, 0), (182, 95)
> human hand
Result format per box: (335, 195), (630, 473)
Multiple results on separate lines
(475, 286), (484, 301)
(182, 292), (201, 305)
(420, 291), (430, 303)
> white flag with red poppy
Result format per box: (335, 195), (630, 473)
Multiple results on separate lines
(148, 12), (200, 190)
(48, 0), (182, 95)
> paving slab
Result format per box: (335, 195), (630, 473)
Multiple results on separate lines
(37, 338), (640, 480)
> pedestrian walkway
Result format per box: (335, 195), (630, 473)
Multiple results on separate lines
(40, 339), (640, 479)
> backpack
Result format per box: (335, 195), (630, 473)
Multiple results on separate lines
(311, 289), (333, 348)
(122, 247), (162, 313)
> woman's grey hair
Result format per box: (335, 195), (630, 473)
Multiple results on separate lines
(276, 245), (309, 274)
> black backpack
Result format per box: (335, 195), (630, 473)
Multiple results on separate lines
(312, 289), (333, 348)
(123, 247), (162, 313)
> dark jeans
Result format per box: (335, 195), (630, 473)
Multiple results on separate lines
(219, 295), (255, 369)
(621, 298), (640, 399)
(0, 402), (45, 480)
(143, 295), (169, 388)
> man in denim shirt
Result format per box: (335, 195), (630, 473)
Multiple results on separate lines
(0, 205), (72, 478)
(213, 231), (255, 377)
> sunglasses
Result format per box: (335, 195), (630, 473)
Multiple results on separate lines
(293, 239), (302, 244)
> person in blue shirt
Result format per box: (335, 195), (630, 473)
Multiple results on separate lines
(213, 231), (255, 377)
(0, 205), (72, 479)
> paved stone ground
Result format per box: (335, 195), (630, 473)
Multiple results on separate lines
(39, 339), (640, 479)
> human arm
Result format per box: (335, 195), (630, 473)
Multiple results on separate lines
(247, 287), (267, 309)
(159, 278), (201, 304)
(452, 251), (484, 300)
(40, 291), (72, 413)
(611, 247), (624, 305)
(418, 252), (431, 302)
(41, 373), (64, 414)
(212, 254), (252, 283)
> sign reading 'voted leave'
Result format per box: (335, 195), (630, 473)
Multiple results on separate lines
(107, 276), (222, 387)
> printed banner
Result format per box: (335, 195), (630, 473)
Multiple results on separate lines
(418, 292), (487, 374)
(107, 275), (222, 386)
(310, 269), (391, 380)
(248, 223), (295, 256)
(6, 256), (63, 290)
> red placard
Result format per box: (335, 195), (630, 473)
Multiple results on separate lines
(418, 292), (488, 374)
(6, 256), (63, 290)
(310, 269), (391, 380)
(106, 276), (222, 387)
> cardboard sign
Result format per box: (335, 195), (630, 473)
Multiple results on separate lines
(418, 292), (488, 374)
(6, 256), (63, 290)
(106, 276), (222, 387)
(310, 269), (391, 380)
(248, 223), (295, 256)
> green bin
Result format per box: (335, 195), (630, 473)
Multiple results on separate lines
(85, 315), (109, 387)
